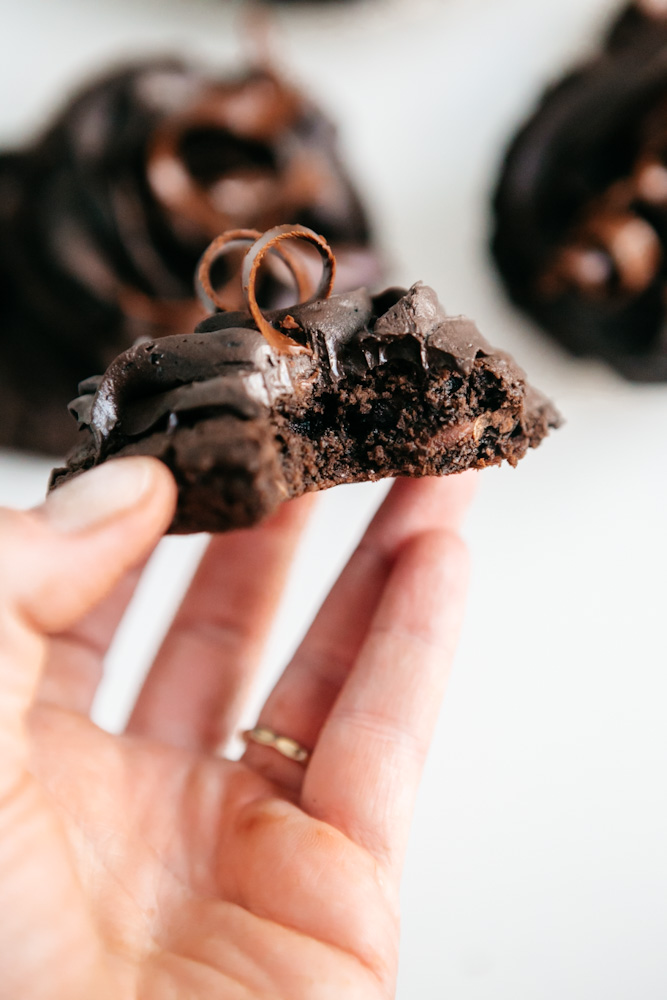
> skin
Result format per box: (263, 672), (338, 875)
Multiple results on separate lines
(0, 458), (473, 1000)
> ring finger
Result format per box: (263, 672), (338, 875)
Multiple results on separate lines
(241, 473), (475, 791)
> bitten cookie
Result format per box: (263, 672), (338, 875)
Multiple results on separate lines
(51, 226), (561, 533)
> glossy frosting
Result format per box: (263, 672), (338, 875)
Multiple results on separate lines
(51, 277), (561, 534)
(66, 282), (507, 458)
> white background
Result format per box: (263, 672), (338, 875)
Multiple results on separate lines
(1, 0), (666, 997)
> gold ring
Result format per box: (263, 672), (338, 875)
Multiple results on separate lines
(242, 726), (310, 764)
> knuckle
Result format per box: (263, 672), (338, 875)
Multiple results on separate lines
(335, 708), (429, 765)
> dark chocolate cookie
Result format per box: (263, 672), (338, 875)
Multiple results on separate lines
(1, 60), (380, 454)
(492, 1), (667, 380)
(50, 226), (561, 534)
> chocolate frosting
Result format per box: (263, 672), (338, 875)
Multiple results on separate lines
(65, 282), (502, 460)
(51, 271), (561, 534)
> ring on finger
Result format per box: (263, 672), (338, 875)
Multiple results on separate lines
(242, 725), (311, 765)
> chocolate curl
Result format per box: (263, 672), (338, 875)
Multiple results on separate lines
(242, 224), (336, 353)
(196, 227), (312, 313)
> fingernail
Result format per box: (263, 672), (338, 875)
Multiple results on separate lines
(42, 459), (155, 533)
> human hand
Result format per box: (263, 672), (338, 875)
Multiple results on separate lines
(0, 457), (473, 1000)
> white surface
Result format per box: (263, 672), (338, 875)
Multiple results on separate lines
(1, 0), (667, 997)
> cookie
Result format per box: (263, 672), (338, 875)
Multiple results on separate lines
(492, 2), (667, 380)
(50, 226), (561, 533)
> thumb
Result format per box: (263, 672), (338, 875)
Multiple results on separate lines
(2, 457), (177, 631)
(0, 457), (176, 766)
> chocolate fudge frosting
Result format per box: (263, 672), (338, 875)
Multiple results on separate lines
(491, 1), (667, 380)
(51, 227), (561, 534)
(0, 60), (380, 455)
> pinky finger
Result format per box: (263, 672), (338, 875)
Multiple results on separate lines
(301, 529), (469, 880)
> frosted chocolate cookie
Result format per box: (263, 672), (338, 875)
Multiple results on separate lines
(492, 1), (667, 380)
(51, 226), (561, 533)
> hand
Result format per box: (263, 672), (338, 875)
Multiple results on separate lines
(0, 457), (473, 1000)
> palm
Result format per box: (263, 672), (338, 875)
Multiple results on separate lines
(28, 705), (392, 999)
(2, 471), (470, 1000)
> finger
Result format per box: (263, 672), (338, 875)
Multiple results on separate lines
(37, 561), (146, 714)
(126, 493), (315, 751)
(6, 459), (176, 633)
(302, 529), (469, 879)
(242, 473), (475, 789)
(0, 458), (175, 789)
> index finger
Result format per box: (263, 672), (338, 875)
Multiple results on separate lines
(126, 494), (315, 751)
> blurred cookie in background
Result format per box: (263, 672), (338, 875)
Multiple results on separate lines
(0, 59), (381, 454)
(491, 1), (667, 381)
